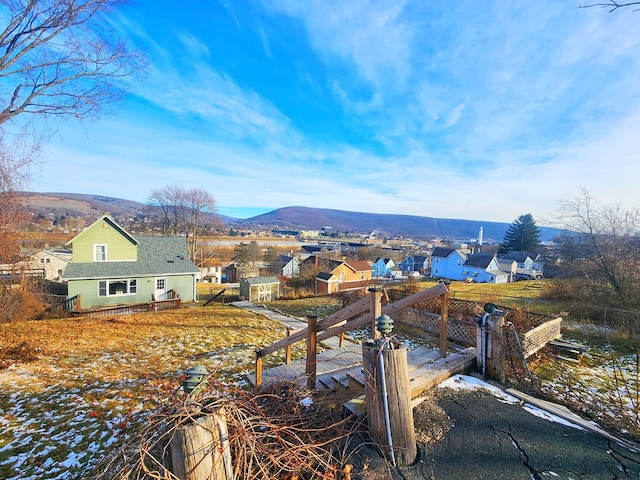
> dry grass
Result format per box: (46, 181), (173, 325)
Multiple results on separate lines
(0, 306), (287, 480)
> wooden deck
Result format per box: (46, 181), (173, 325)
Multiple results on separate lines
(247, 344), (477, 403)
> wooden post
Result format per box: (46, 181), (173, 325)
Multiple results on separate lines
(486, 314), (506, 382)
(368, 287), (382, 340)
(362, 343), (417, 466)
(306, 314), (317, 389)
(285, 328), (292, 364)
(476, 312), (506, 382)
(439, 291), (449, 357)
(255, 350), (263, 387)
(169, 411), (232, 480)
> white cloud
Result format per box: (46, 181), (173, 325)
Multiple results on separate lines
(31, 1), (640, 225)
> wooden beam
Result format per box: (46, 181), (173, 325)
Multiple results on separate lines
(439, 291), (449, 357)
(306, 315), (317, 389)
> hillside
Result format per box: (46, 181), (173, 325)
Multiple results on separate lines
(240, 206), (561, 242)
(20, 192), (562, 242)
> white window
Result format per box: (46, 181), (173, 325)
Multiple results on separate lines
(98, 279), (137, 297)
(156, 278), (166, 290)
(94, 244), (107, 262)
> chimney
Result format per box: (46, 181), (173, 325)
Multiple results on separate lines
(479, 226), (484, 246)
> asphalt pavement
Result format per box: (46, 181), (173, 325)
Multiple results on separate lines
(394, 387), (640, 480)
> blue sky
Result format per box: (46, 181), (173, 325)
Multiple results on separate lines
(31, 0), (640, 223)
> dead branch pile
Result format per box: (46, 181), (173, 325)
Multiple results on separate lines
(95, 378), (367, 479)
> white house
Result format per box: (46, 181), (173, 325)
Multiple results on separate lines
(0, 247), (72, 281)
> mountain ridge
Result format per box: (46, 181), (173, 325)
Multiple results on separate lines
(20, 192), (561, 242)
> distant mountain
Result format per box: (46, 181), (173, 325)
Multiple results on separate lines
(238, 206), (561, 243)
(20, 192), (238, 224)
(20, 193), (562, 242)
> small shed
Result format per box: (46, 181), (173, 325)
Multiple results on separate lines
(240, 276), (281, 302)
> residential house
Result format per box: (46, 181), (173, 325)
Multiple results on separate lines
(315, 259), (373, 295)
(462, 253), (510, 284)
(300, 255), (343, 273)
(430, 247), (511, 284)
(398, 254), (430, 276)
(224, 263), (260, 283)
(498, 251), (544, 279)
(62, 215), (200, 309)
(372, 257), (395, 278)
(239, 276), (280, 302)
(0, 246), (72, 282)
(274, 255), (300, 278)
(430, 247), (468, 280)
(496, 258), (517, 283)
(199, 258), (222, 283)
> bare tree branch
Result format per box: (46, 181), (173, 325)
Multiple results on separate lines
(578, 1), (640, 12)
(0, 0), (146, 124)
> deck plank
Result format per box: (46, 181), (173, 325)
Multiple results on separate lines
(248, 345), (476, 403)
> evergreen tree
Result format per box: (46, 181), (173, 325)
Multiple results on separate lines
(499, 213), (541, 253)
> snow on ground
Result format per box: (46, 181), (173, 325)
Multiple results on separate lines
(439, 374), (587, 431)
(0, 334), (263, 479)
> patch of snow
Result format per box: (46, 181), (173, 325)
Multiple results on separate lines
(439, 375), (585, 430)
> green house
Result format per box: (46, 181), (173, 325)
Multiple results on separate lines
(63, 215), (199, 309)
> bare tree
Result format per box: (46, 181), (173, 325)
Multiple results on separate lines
(0, 127), (42, 262)
(182, 188), (218, 260)
(0, 0), (144, 253)
(146, 185), (218, 261)
(147, 185), (183, 235)
(553, 188), (640, 307)
(0, 0), (145, 125)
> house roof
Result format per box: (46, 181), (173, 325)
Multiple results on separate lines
(63, 236), (199, 280)
(343, 260), (372, 272)
(431, 247), (458, 258)
(496, 259), (516, 270)
(499, 253), (530, 262)
(374, 257), (393, 264)
(315, 272), (335, 281)
(301, 255), (343, 271)
(242, 276), (280, 285)
(464, 254), (495, 268)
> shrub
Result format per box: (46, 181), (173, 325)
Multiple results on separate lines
(0, 280), (45, 323)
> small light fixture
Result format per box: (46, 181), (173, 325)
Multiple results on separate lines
(182, 365), (209, 395)
(375, 314), (394, 336)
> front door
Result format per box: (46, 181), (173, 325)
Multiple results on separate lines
(154, 277), (167, 300)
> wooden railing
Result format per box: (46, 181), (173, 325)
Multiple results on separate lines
(203, 289), (226, 307)
(62, 294), (80, 312)
(254, 283), (450, 386)
(70, 297), (181, 317)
